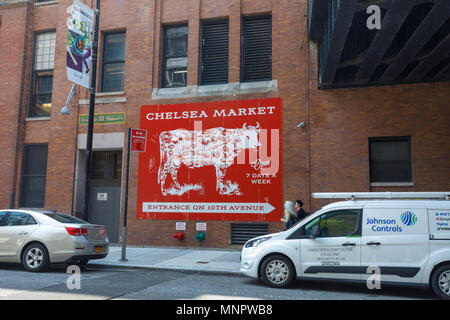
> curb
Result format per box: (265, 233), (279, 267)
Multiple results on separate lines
(87, 262), (244, 277)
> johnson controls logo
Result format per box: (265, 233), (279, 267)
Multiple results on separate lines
(367, 211), (417, 233)
(400, 211), (417, 226)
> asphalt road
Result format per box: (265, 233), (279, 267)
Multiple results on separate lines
(0, 263), (435, 300)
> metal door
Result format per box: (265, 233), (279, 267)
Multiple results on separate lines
(89, 186), (121, 243)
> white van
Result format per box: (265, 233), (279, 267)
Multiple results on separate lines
(240, 192), (450, 299)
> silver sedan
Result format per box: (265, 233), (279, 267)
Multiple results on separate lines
(0, 209), (109, 272)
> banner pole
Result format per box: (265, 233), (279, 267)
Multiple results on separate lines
(82, 0), (100, 222)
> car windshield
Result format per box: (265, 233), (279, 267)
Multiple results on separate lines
(43, 213), (88, 224)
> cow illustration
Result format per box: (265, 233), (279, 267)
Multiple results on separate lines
(157, 123), (261, 196)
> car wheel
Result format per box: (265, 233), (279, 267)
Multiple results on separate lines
(431, 264), (450, 300)
(22, 243), (50, 272)
(77, 259), (89, 271)
(260, 254), (295, 288)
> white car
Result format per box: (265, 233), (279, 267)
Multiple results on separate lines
(0, 209), (109, 272)
(240, 192), (450, 299)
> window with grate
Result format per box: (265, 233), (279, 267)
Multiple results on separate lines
(30, 31), (55, 117)
(231, 223), (269, 245)
(369, 137), (412, 183)
(200, 20), (229, 85)
(20, 144), (48, 208)
(91, 151), (122, 186)
(241, 15), (272, 83)
(102, 32), (126, 92)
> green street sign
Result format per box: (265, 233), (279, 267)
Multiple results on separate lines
(79, 113), (125, 125)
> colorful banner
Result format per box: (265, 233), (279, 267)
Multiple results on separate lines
(137, 98), (283, 222)
(66, 0), (94, 88)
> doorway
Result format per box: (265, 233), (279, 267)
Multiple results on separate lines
(88, 151), (122, 243)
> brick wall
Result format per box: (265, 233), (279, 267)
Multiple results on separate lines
(307, 43), (450, 211)
(0, 0), (448, 248)
(0, 1), (29, 208)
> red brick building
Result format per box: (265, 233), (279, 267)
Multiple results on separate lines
(0, 0), (449, 248)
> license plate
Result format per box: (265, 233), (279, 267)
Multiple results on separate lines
(95, 246), (103, 253)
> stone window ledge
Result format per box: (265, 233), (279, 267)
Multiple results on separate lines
(152, 80), (277, 100)
(25, 116), (51, 121)
(370, 182), (414, 187)
(79, 91), (126, 105)
(34, 1), (58, 7)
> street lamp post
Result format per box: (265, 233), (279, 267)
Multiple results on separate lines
(82, 0), (100, 222)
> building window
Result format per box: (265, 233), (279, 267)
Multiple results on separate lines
(102, 32), (126, 92)
(241, 15), (272, 82)
(200, 20), (229, 85)
(369, 137), (412, 183)
(20, 144), (48, 208)
(30, 31), (55, 117)
(161, 24), (188, 88)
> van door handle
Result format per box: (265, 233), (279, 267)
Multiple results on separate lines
(342, 242), (356, 247)
(19, 232), (28, 235)
(367, 241), (381, 246)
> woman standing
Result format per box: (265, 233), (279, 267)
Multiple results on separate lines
(281, 201), (297, 230)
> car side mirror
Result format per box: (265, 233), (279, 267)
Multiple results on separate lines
(309, 225), (321, 239)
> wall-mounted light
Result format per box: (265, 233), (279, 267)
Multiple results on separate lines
(61, 105), (70, 115)
(297, 121), (306, 128)
(61, 84), (77, 115)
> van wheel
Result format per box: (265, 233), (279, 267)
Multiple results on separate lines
(260, 254), (295, 288)
(431, 265), (450, 300)
(21, 243), (50, 272)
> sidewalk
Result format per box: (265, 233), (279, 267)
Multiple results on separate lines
(88, 245), (243, 276)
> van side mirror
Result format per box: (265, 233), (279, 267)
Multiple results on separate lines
(309, 225), (321, 239)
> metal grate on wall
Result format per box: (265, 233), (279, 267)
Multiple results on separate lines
(200, 20), (229, 85)
(241, 15), (272, 82)
(231, 223), (269, 245)
(91, 151), (122, 181)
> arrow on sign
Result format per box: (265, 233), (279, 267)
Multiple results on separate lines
(142, 202), (275, 214)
